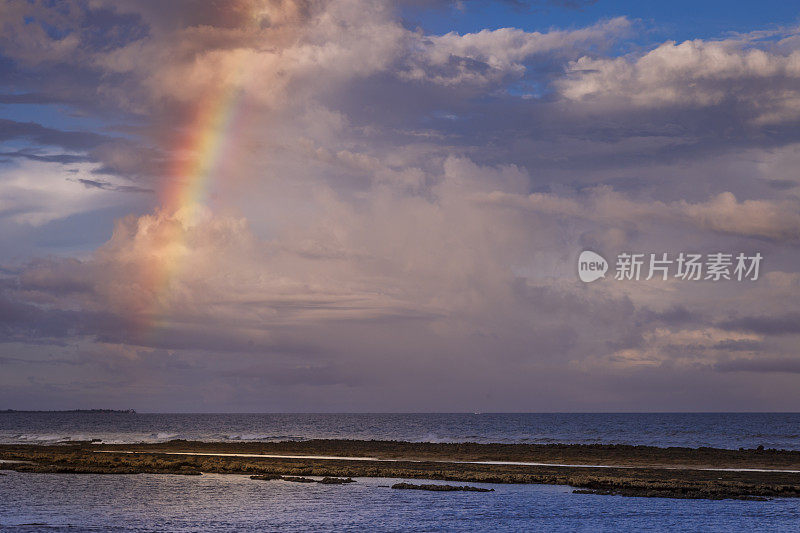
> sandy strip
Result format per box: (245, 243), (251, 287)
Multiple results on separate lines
(94, 450), (800, 474)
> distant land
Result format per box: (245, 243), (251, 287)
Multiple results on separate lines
(0, 409), (136, 414)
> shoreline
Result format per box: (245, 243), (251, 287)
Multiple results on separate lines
(95, 450), (800, 473)
(94, 438), (800, 469)
(2, 439), (800, 500)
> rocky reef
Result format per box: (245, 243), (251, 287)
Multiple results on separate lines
(249, 474), (355, 484)
(392, 482), (493, 492)
(2, 440), (799, 500)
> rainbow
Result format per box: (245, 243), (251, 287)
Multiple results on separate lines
(163, 64), (247, 220)
(136, 51), (251, 336)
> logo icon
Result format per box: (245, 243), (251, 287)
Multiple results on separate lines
(578, 250), (608, 282)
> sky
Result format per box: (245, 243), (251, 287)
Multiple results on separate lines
(0, 0), (799, 412)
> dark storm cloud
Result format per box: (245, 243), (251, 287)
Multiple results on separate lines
(0, 150), (91, 164)
(718, 314), (800, 336)
(713, 339), (765, 352)
(75, 178), (153, 194)
(715, 357), (800, 373)
(764, 179), (799, 190)
(0, 119), (110, 152)
(642, 306), (705, 328)
(0, 292), (86, 343)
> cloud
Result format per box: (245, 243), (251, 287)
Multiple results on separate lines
(0, 159), (148, 226)
(1, 0), (800, 410)
(483, 187), (800, 241)
(75, 178), (153, 194)
(716, 357), (800, 373)
(0, 119), (110, 152)
(718, 313), (800, 335)
(398, 17), (630, 86)
(558, 34), (800, 124)
(0, 151), (91, 164)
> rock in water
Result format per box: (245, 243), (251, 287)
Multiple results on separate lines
(250, 474), (283, 481)
(391, 482), (493, 492)
(319, 477), (356, 484)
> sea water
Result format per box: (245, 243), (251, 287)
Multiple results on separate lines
(1, 472), (799, 532)
(1, 412), (798, 449)
(3, 413), (800, 531)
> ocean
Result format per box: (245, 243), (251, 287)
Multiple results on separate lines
(2, 413), (800, 532)
(2, 472), (800, 532)
(1, 412), (799, 449)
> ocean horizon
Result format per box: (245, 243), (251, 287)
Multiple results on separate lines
(2, 412), (799, 450)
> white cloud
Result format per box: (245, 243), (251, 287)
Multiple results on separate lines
(0, 159), (139, 226)
(482, 188), (800, 240)
(400, 17), (631, 86)
(559, 34), (800, 124)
